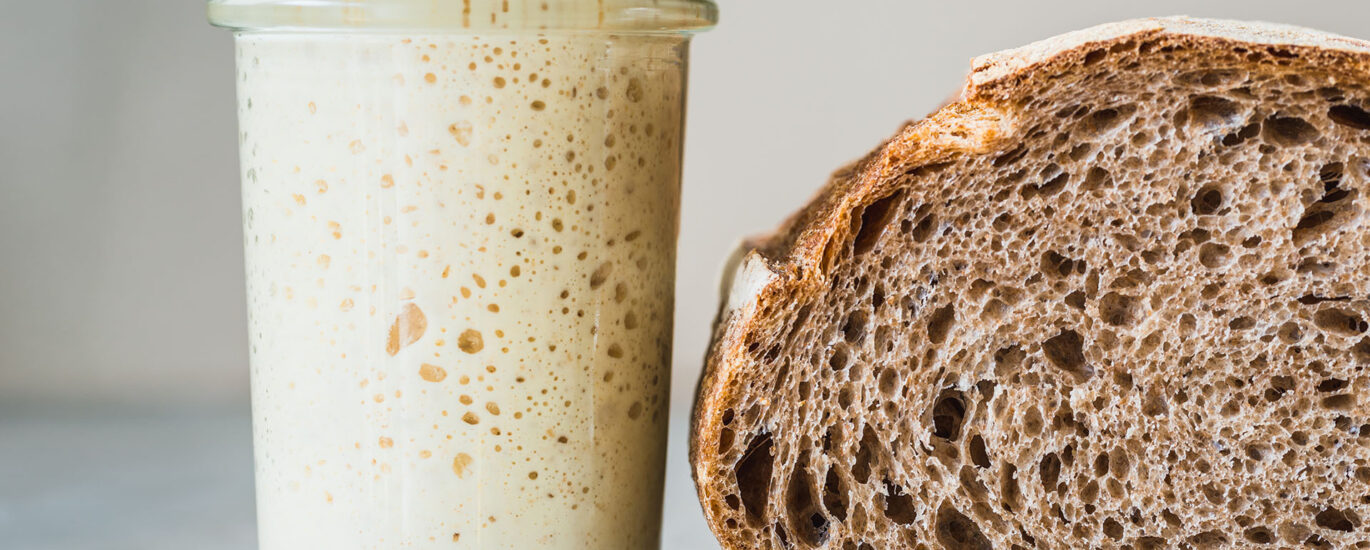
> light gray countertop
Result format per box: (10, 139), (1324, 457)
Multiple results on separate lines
(0, 404), (720, 550)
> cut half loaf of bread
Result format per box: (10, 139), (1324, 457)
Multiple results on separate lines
(691, 17), (1370, 550)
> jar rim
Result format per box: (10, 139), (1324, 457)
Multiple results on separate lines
(208, 0), (718, 33)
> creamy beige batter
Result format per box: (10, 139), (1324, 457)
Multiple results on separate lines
(235, 29), (687, 548)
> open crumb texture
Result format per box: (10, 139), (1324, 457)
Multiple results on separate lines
(692, 17), (1370, 550)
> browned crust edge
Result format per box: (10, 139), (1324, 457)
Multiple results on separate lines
(688, 15), (1370, 550)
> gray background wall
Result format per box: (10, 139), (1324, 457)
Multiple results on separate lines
(3, 0), (1368, 548)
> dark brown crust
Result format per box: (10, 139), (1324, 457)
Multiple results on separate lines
(689, 16), (1370, 550)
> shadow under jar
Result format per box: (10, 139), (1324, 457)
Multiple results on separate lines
(209, 1), (716, 548)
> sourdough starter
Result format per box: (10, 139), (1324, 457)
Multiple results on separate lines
(236, 31), (685, 548)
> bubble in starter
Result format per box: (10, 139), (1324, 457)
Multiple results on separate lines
(419, 363), (447, 382)
(449, 120), (473, 146)
(452, 453), (473, 477)
(458, 329), (484, 353)
(386, 303), (427, 356)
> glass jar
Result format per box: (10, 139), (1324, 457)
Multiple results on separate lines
(209, 1), (715, 548)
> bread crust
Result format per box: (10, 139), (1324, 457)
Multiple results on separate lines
(690, 16), (1370, 550)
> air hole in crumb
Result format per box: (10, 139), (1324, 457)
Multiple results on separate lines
(993, 145), (1027, 167)
(735, 432), (774, 522)
(786, 305), (812, 345)
(934, 503), (992, 550)
(877, 368), (899, 396)
(931, 389), (967, 441)
(1313, 308), (1367, 336)
(1185, 96), (1243, 132)
(910, 211), (938, 243)
(1179, 68), (1246, 87)
(1314, 507), (1357, 532)
(837, 386), (854, 409)
(1082, 166), (1112, 189)
(1099, 292), (1141, 327)
(717, 425), (739, 452)
(1142, 389), (1168, 416)
(1093, 452), (1110, 477)
(1260, 270), (1288, 285)
(1109, 448), (1131, 478)
(785, 458), (828, 546)
(774, 522), (791, 548)
(1103, 517), (1125, 540)
(1296, 258), (1337, 275)
(822, 468), (848, 522)
(1041, 250), (1079, 279)
(999, 463), (1022, 511)
(927, 304), (956, 344)
(1329, 104), (1370, 130)
(1024, 172), (1069, 198)
(1021, 407), (1044, 437)
(1188, 530), (1230, 548)
(1065, 291), (1087, 310)
(993, 346), (1025, 379)
(1262, 115), (1320, 146)
(1198, 243), (1232, 269)
(1135, 536), (1167, 550)
(1069, 142), (1094, 162)
(1319, 162), (1346, 202)
(1161, 509), (1182, 528)
(1223, 121), (1262, 145)
(968, 435), (990, 468)
(1294, 201), (1351, 244)
(1322, 394), (1356, 410)
(829, 346), (850, 371)
(882, 481), (918, 525)
(1191, 184), (1226, 215)
(852, 426), (879, 484)
(1042, 329), (1093, 382)
(842, 311), (868, 344)
(851, 191), (904, 256)
(1277, 321), (1303, 344)
(1078, 105), (1133, 138)
(1243, 526), (1275, 544)
(1266, 375), (1296, 402)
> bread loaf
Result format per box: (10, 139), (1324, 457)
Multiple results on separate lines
(691, 17), (1370, 549)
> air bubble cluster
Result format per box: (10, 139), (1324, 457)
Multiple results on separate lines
(237, 29), (688, 548)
